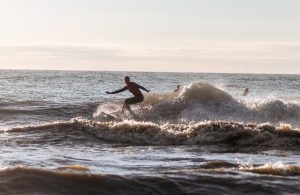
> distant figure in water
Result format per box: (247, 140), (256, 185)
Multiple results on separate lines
(106, 76), (150, 114)
(243, 88), (249, 96)
(173, 85), (180, 92)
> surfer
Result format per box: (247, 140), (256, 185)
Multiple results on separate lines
(243, 88), (249, 96)
(105, 76), (150, 114)
(173, 85), (180, 92)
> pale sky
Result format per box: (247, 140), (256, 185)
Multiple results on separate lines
(0, 0), (299, 73)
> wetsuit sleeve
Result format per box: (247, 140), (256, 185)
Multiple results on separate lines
(109, 86), (128, 94)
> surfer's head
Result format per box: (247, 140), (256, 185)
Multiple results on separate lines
(125, 76), (130, 84)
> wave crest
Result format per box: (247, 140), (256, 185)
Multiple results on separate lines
(195, 161), (300, 176)
(239, 162), (300, 176)
(180, 82), (233, 102)
(94, 81), (300, 128)
(8, 119), (300, 148)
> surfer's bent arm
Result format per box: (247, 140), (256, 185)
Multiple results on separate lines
(137, 84), (150, 92)
(106, 86), (127, 94)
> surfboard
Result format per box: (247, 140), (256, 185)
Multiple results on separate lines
(101, 112), (121, 120)
(101, 111), (121, 120)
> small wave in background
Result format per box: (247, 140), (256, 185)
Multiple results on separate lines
(0, 165), (299, 195)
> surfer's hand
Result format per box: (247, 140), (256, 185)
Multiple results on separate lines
(105, 91), (111, 94)
(146, 89), (150, 93)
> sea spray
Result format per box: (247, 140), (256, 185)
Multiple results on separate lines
(94, 81), (300, 127)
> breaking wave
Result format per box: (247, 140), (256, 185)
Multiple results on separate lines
(1, 81), (299, 128)
(239, 162), (300, 176)
(8, 118), (300, 148)
(94, 81), (300, 127)
(188, 161), (300, 176)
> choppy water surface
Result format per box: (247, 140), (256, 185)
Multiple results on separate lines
(0, 70), (299, 194)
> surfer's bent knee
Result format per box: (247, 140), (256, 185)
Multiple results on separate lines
(125, 96), (144, 105)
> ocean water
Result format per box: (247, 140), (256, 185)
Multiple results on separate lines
(0, 69), (299, 194)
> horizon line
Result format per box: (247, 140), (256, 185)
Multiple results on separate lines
(0, 68), (299, 75)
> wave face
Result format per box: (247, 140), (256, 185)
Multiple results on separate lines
(9, 118), (300, 148)
(180, 82), (233, 102)
(94, 81), (300, 128)
(0, 166), (299, 195)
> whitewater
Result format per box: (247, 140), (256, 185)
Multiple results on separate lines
(0, 70), (299, 194)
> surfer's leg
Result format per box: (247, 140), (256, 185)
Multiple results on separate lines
(121, 102), (131, 113)
(123, 96), (144, 114)
(125, 96), (144, 105)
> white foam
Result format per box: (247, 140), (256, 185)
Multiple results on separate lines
(180, 82), (233, 102)
(6, 118), (300, 147)
(93, 81), (300, 128)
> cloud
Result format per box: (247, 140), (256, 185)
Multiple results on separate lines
(0, 42), (300, 73)
(1, 42), (300, 59)
(0, 45), (120, 60)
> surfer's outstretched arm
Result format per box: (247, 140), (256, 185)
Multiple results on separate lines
(137, 84), (150, 93)
(106, 86), (127, 94)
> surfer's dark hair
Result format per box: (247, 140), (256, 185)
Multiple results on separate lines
(125, 76), (130, 81)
